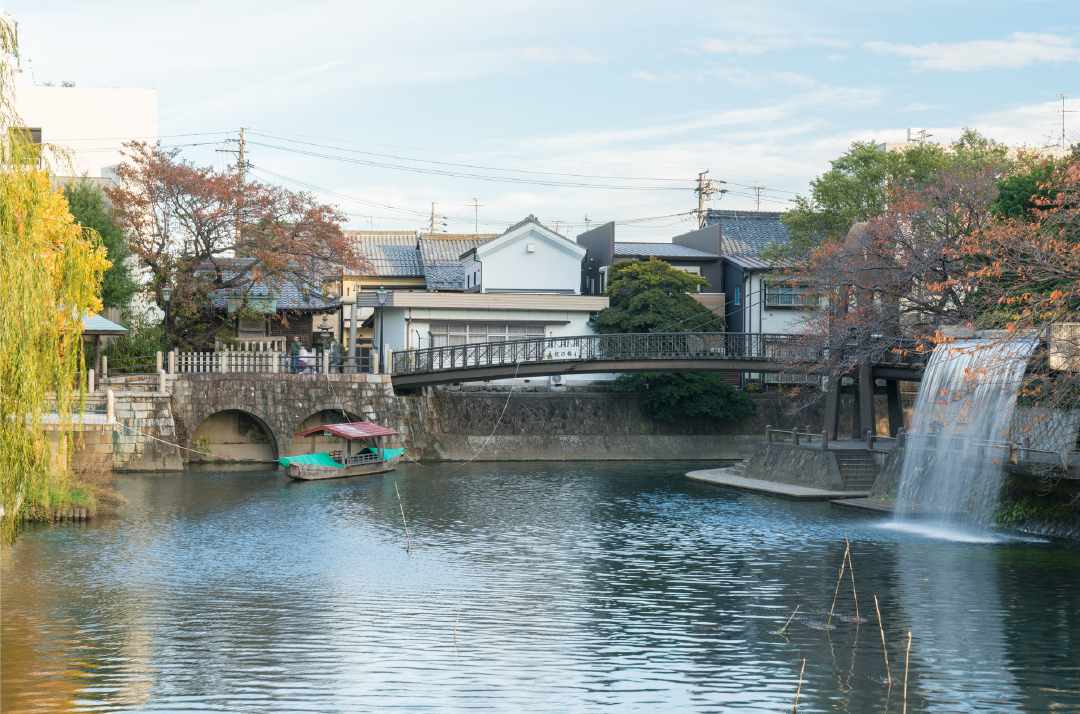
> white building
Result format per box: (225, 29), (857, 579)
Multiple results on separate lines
(356, 216), (607, 386)
(461, 215), (587, 294)
(13, 85), (157, 181)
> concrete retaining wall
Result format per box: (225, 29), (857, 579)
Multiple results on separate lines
(741, 443), (846, 491)
(403, 390), (824, 461)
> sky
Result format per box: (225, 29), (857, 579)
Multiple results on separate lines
(8, 0), (1080, 240)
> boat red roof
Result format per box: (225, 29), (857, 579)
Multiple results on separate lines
(293, 421), (399, 439)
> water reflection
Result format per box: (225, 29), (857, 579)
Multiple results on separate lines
(2, 461), (1078, 713)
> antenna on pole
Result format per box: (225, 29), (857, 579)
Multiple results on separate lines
(694, 170), (727, 228)
(468, 198), (484, 236)
(1056, 94), (1074, 150)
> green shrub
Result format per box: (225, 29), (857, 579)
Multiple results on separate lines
(614, 372), (759, 422)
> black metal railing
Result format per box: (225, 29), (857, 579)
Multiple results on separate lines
(391, 332), (821, 376)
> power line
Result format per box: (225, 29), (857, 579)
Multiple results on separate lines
(245, 131), (693, 183)
(244, 140), (690, 191)
(246, 127), (819, 179)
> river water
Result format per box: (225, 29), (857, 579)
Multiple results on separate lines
(3, 461), (1078, 713)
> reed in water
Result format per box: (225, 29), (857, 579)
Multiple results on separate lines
(395, 482), (413, 555)
(874, 594), (892, 685)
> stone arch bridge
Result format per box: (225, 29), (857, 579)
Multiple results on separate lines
(169, 372), (407, 461)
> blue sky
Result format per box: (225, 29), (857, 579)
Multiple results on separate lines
(10, 0), (1080, 239)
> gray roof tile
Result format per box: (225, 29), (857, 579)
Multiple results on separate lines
(418, 234), (497, 290)
(345, 232), (424, 277)
(704, 209), (790, 257)
(613, 242), (720, 259)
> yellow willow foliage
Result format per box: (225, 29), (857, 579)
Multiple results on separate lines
(0, 148), (110, 545)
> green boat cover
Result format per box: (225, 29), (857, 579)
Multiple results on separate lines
(370, 447), (405, 459)
(279, 452), (343, 468)
(279, 448), (405, 468)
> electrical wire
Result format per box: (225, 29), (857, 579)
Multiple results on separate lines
(246, 131), (695, 183)
(245, 141), (689, 191)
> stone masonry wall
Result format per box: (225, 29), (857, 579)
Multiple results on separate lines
(111, 393), (184, 471)
(389, 390), (827, 462)
(170, 373), (404, 461)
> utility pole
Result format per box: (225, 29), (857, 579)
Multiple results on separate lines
(430, 203), (437, 234)
(752, 183), (767, 212)
(694, 170), (727, 228)
(217, 128), (248, 240)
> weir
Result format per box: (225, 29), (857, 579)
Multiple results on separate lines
(895, 338), (1038, 527)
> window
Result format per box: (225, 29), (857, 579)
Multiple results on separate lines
(765, 284), (817, 308)
(430, 323), (544, 347)
(10, 127), (42, 166)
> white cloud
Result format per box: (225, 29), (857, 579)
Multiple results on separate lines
(865, 32), (1080, 71)
(706, 68), (820, 90)
(517, 47), (606, 63)
(699, 36), (795, 55)
(698, 35), (847, 55)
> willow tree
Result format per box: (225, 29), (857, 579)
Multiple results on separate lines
(1, 23), (110, 544)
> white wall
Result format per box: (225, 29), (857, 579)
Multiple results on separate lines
(375, 306), (596, 352)
(475, 226), (583, 294)
(14, 86), (157, 179)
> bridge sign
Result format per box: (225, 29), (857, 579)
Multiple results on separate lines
(544, 346), (581, 360)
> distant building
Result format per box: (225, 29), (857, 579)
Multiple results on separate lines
(356, 216), (607, 383)
(13, 84), (157, 183)
(460, 215), (585, 294)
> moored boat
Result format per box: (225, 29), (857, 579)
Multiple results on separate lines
(281, 421), (404, 481)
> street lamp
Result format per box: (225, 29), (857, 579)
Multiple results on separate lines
(161, 284), (172, 360)
(376, 285), (387, 373)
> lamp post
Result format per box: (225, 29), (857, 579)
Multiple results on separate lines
(162, 284), (172, 359)
(318, 314), (332, 373)
(376, 285), (387, 373)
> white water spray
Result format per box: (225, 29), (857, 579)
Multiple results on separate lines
(895, 338), (1037, 527)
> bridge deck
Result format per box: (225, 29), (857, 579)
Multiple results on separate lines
(389, 332), (926, 387)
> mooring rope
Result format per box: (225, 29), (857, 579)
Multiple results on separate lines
(457, 360), (522, 467)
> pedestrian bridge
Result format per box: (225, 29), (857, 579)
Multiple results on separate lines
(388, 332), (927, 388)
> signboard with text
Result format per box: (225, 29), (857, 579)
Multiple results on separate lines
(543, 346), (581, 360)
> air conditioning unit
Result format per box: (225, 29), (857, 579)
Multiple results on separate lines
(549, 375), (564, 386)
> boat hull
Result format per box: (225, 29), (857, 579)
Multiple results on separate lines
(286, 456), (399, 481)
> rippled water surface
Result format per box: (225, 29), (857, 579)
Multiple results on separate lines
(3, 461), (1079, 713)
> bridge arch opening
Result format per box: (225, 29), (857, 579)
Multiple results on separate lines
(292, 409), (363, 456)
(190, 409), (279, 463)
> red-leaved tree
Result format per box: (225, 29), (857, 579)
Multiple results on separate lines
(107, 142), (370, 348)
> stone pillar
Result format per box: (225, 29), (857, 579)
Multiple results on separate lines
(886, 379), (904, 436)
(765, 425), (772, 443)
(823, 376), (841, 441)
(821, 431), (829, 451)
(106, 390), (115, 424)
(169, 350), (177, 375)
(219, 349), (227, 374)
(850, 385), (862, 439)
(87, 368), (95, 393)
(158, 369), (166, 393)
(101, 355), (108, 378)
(156, 351), (163, 372)
(271, 351), (279, 373)
(858, 358), (875, 437)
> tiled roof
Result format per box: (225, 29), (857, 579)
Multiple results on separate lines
(725, 255), (777, 271)
(344, 231), (423, 277)
(613, 242), (720, 259)
(703, 209), (790, 257)
(205, 259), (337, 311)
(419, 234), (496, 291)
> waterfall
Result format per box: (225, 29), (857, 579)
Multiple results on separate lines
(895, 338), (1038, 528)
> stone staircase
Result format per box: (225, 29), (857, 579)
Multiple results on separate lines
(100, 374), (162, 393)
(726, 458), (751, 476)
(832, 450), (880, 491)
